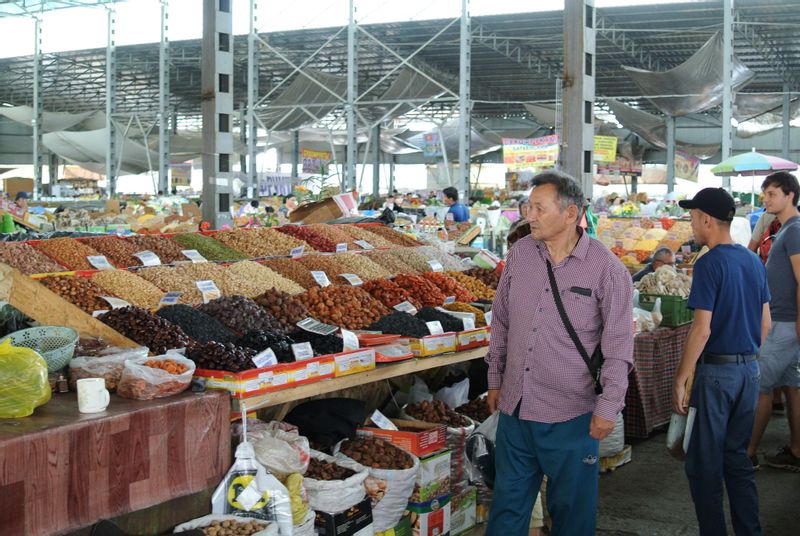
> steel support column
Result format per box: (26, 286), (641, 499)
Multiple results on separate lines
(562, 0), (596, 198)
(247, 0), (259, 197)
(158, 0), (170, 194)
(292, 131), (300, 179)
(389, 157), (395, 193)
(783, 83), (791, 160)
(202, 0), (234, 228)
(372, 124), (381, 198)
(32, 16), (43, 200)
(47, 153), (58, 197)
(721, 0), (734, 190)
(106, 6), (117, 197)
(458, 0), (471, 198)
(344, 0), (357, 192)
(666, 115), (676, 193)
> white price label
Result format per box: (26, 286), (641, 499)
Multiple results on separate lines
(293, 369), (308, 382)
(336, 243), (348, 253)
(340, 329), (360, 351)
(92, 309), (109, 318)
(320, 363), (334, 376)
(370, 409), (399, 431)
(101, 296), (130, 309)
(426, 321), (444, 335)
(444, 296), (456, 305)
(158, 291), (182, 308)
(297, 317), (339, 336)
(196, 280), (221, 303)
(428, 260), (444, 272)
(134, 250), (161, 266)
(292, 342), (315, 361)
(307, 361), (320, 375)
(252, 348), (278, 369)
(272, 373), (288, 386)
(354, 240), (374, 250)
(87, 255), (114, 270)
(339, 273), (363, 286)
(310, 271), (331, 287)
(394, 301), (418, 315)
(181, 249), (208, 263)
(485, 311), (493, 326)
(462, 317), (476, 330)
(290, 246), (305, 258)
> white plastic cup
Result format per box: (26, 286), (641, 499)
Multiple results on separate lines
(77, 378), (110, 414)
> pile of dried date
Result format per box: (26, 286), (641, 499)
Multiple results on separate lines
(338, 437), (414, 470)
(405, 399), (471, 428)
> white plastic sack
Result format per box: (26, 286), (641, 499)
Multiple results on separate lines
(599, 413), (625, 458)
(212, 441), (294, 536)
(116, 353), (195, 400)
(434, 377), (470, 409)
(293, 509), (315, 536)
(666, 408), (696, 461)
(409, 376), (433, 404)
(253, 422), (311, 479)
(303, 450), (368, 513)
(68, 346), (149, 391)
(173, 514), (278, 536)
(334, 441), (420, 532)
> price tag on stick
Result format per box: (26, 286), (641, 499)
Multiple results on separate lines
(340, 329), (360, 351)
(310, 271), (331, 287)
(181, 249), (208, 263)
(297, 317), (339, 336)
(428, 260), (444, 272)
(101, 296), (131, 309)
(252, 348), (278, 369)
(290, 246), (305, 259)
(371, 409), (399, 431)
(196, 280), (221, 303)
(87, 255), (114, 270)
(444, 296), (456, 305)
(336, 243), (348, 253)
(354, 240), (374, 250)
(158, 291), (182, 308)
(426, 321), (444, 335)
(394, 301), (418, 315)
(292, 342), (315, 361)
(134, 250), (161, 266)
(485, 311), (493, 326)
(339, 273), (363, 286)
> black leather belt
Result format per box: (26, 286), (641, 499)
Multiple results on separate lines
(700, 352), (757, 365)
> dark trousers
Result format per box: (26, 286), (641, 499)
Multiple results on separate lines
(686, 359), (762, 536)
(486, 407), (598, 536)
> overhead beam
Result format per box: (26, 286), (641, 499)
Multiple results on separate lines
(472, 22), (561, 79)
(595, 15), (662, 71)
(735, 10), (800, 90)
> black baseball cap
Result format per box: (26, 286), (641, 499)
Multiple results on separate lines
(678, 188), (735, 222)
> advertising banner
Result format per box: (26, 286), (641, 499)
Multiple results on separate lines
(674, 150), (700, 181)
(593, 136), (618, 163)
(423, 132), (443, 158)
(502, 135), (559, 171)
(301, 149), (331, 174)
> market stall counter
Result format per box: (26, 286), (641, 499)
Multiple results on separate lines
(625, 323), (692, 439)
(0, 390), (231, 536)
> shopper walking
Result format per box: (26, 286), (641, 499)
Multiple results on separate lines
(747, 171), (800, 471)
(485, 170), (634, 536)
(672, 187), (770, 536)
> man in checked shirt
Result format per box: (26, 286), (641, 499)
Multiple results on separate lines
(485, 170), (634, 535)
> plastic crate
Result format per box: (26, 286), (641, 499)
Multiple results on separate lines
(639, 294), (693, 327)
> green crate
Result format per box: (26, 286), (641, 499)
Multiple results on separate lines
(639, 293), (693, 327)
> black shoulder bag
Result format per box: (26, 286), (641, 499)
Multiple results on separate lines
(545, 260), (604, 395)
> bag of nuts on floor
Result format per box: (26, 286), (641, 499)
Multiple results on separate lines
(116, 353), (195, 400)
(401, 400), (475, 492)
(334, 436), (420, 532)
(173, 514), (278, 536)
(303, 450), (369, 513)
(68, 346), (149, 391)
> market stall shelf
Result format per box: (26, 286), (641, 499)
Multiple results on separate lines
(0, 390), (231, 536)
(625, 323), (691, 439)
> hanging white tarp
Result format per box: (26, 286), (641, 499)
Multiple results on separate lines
(258, 70), (347, 131)
(622, 32), (755, 117)
(42, 128), (158, 175)
(734, 93), (800, 138)
(0, 105), (99, 132)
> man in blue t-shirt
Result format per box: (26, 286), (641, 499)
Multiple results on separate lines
(747, 171), (800, 471)
(673, 188), (770, 536)
(443, 187), (470, 223)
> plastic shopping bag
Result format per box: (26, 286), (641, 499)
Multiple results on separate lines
(0, 339), (51, 418)
(253, 421), (311, 479)
(465, 412), (499, 489)
(303, 450), (368, 513)
(116, 353), (195, 400)
(69, 346), (149, 391)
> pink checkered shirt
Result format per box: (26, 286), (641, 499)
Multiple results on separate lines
(486, 228), (634, 423)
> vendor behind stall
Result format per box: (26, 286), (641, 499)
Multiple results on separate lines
(632, 247), (675, 282)
(12, 192), (29, 216)
(443, 186), (469, 222)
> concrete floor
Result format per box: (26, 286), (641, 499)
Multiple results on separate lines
(465, 416), (799, 536)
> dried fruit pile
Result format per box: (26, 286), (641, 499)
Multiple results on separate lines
(464, 267), (501, 290)
(365, 226), (422, 247)
(276, 225), (336, 252)
(98, 306), (193, 354)
(170, 233), (248, 261)
(33, 237), (105, 271)
(81, 236), (144, 268)
(338, 437), (414, 470)
(306, 458), (356, 481)
(198, 296), (285, 334)
(456, 397), (491, 423)
(186, 341), (257, 372)
(238, 330), (295, 363)
(391, 274), (445, 307)
(421, 272), (476, 302)
(444, 271), (496, 301)
(364, 250), (419, 276)
(368, 311), (429, 338)
(405, 399), (470, 428)
(253, 289), (309, 332)
(297, 286), (388, 330)
(125, 235), (186, 263)
(416, 306), (464, 332)
(361, 279), (421, 309)
(0, 242), (66, 274)
(442, 302), (486, 327)
(39, 275), (112, 313)
(339, 225), (396, 248)
(91, 270), (165, 309)
(263, 258), (317, 289)
(156, 304), (237, 344)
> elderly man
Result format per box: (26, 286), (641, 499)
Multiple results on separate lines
(632, 247), (675, 282)
(485, 170), (634, 536)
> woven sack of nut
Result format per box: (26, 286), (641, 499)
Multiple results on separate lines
(302, 450), (369, 514)
(116, 353), (195, 400)
(172, 514), (278, 536)
(68, 346), (149, 391)
(334, 437), (420, 532)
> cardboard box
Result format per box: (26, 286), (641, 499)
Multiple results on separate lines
(358, 419), (446, 458)
(456, 327), (491, 351)
(406, 333), (457, 357)
(334, 347), (376, 377)
(410, 450), (452, 504)
(290, 193), (357, 224)
(316, 497), (374, 536)
(193, 354), (335, 399)
(406, 495), (451, 536)
(449, 486), (477, 536)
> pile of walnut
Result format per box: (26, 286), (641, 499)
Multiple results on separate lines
(405, 400), (470, 428)
(306, 458), (356, 480)
(200, 519), (266, 536)
(636, 265), (692, 298)
(339, 437), (414, 470)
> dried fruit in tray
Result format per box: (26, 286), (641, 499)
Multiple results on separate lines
(79, 236), (145, 268)
(444, 271), (495, 301)
(186, 341), (257, 372)
(368, 311), (429, 338)
(297, 285), (389, 330)
(275, 225), (337, 252)
(361, 278), (421, 309)
(338, 436), (414, 470)
(0, 241), (67, 274)
(364, 225), (422, 247)
(405, 399), (470, 428)
(305, 224), (358, 249)
(339, 225), (396, 248)
(214, 228), (310, 257)
(416, 306), (464, 332)
(253, 289), (310, 332)
(124, 235), (186, 263)
(91, 270), (165, 309)
(391, 274), (446, 307)
(32, 237), (106, 270)
(421, 272), (476, 302)
(171, 232), (249, 261)
(156, 304), (237, 344)
(297, 255), (349, 284)
(38, 275), (113, 313)
(387, 247), (436, 273)
(416, 245), (469, 272)
(331, 252), (391, 281)
(238, 329), (295, 363)
(364, 250), (420, 276)
(464, 267), (500, 290)
(262, 258), (317, 289)
(443, 302), (487, 327)
(198, 295), (285, 334)
(226, 261), (304, 296)
(98, 306), (194, 354)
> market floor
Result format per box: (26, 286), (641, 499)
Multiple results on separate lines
(467, 416), (798, 536)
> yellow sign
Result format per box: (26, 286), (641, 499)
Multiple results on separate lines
(301, 149), (332, 174)
(675, 150), (700, 182)
(593, 136), (618, 163)
(502, 135), (559, 171)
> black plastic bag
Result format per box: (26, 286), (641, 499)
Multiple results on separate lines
(284, 398), (367, 449)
